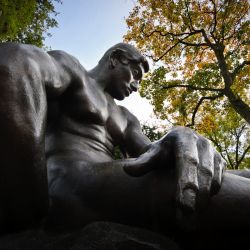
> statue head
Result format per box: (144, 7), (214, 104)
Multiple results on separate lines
(98, 43), (149, 73)
(99, 43), (149, 100)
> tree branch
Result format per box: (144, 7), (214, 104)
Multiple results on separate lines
(236, 124), (247, 138)
(141, 24), (201, 38)
(225, 148), (234, 169)
(140, 23), (209, 61)
(141, 24), (207, 47)
(220, 1), (230, 42)
(153, 32), (209, 62)
(235, 128), (240, 168)
(202, 28), (214, 46)
(152, 42), (180, 62)
(178, 40), (208, 47)
(224, 88), (250, 124)
(184, 0), (195, 31)
(187, 93), (224, 127)
(238, 145), (250, 166)
(161, 83), (224, 92)
(208, 135), (228, 162)
(209, 0), (218, 42)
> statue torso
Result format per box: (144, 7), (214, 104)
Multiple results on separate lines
(45, 74), (128, 163)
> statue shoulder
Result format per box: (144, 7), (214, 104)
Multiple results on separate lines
(0, 42), (48, 65)
(48, 50), (87, 72)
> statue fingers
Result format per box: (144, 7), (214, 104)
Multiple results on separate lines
(211, 151), (227, 195)
(123, 146), (160, 177)
(196, 137), (214, 208)
(175, 137), (199, 213)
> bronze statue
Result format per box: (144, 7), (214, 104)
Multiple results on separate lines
(0, 42), (249, 234)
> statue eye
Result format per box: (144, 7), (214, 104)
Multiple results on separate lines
(133, 68), (139, 76)
(131, 66), (142, 80)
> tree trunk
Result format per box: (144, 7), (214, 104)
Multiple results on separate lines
(224, 88), (250, 125)
(214, 48), (250, 124)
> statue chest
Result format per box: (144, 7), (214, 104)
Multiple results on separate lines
(106, 104), (128, 145)
(59, 82), (109, 124)
(53, 82), (128, 146)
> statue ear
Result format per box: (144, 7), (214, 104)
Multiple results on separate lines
(109, 49), (129, 68)
(142, 57), (149, 73)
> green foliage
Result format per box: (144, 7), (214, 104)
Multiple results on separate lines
(197, 106), (250, 169)
(141, 123), (164, 141)
(0, 0), (61, 47)
(0, 0), (35, 39)
(113, 146), (123, 160)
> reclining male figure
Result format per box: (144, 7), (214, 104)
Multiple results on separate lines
(0, 42), (250, 233)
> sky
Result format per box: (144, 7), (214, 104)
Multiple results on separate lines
(45, 0), (155, 122)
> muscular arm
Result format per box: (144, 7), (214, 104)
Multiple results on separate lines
(120, 107), (151, 158)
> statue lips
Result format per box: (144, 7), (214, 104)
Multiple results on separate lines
(128, 87), (133, 94)
(125, 87), (132, 97)
(130, 82), (138, 92)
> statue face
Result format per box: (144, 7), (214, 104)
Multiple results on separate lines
(107, 60), (145, 101)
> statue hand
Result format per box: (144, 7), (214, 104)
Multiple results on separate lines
(123, 126), (227, 212)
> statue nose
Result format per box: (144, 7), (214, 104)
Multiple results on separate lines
(130, 81), (139, 91)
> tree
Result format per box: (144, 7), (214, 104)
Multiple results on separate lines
(125, 0), (250, 125)
(141, 123), (165, 141)
(197, 106), (250, 169)
(0, 0), (61, 47)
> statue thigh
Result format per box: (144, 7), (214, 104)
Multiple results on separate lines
(46, 155), (178, 231)
(0, 71), (49, 232)
(47, 157), (250, 232)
